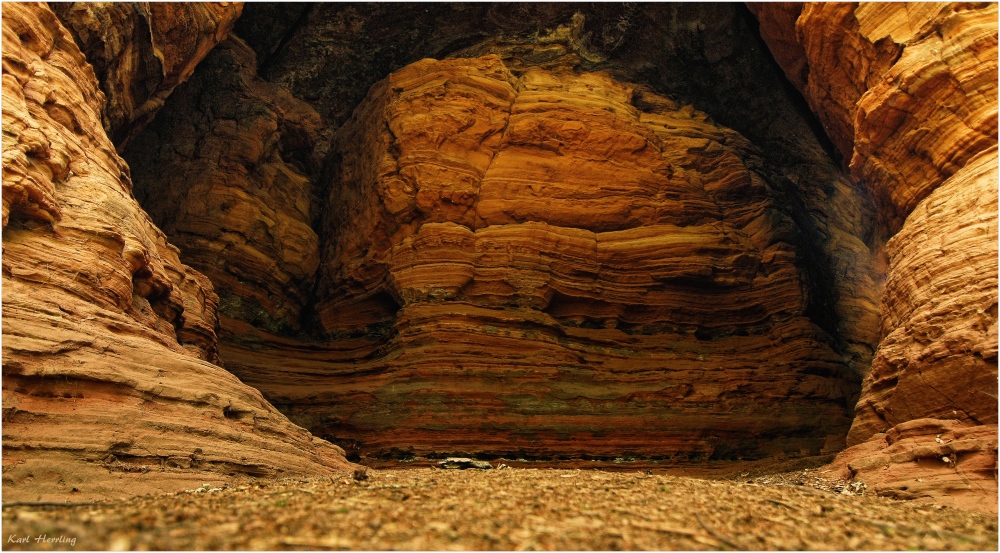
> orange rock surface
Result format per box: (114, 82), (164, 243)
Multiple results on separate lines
(751, 2), (998, 512)
(1, 2), (350, 503)
(750, 2), (998, 230)
(223, 56), (864, 461)
(51, 1), (243, 148)
(5, 1), (990, 513)
(831, 418), (998, 514)
(127, 37), (324, 334)
(850, 149), (998, 441)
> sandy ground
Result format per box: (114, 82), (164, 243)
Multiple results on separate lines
(3, 467), (997, 550)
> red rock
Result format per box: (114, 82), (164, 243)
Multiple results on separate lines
(6, 2), (988, 514)
(126, 37), (324, 333)
(849, 148), (998, 443)
(751, 2), (998, 512)
(1, 2), (350, 503)
(749, 2), (902, 167)
(750, 2), (998, 229)
(224, 56), (862, 462)
(51, 1), (243, 147)
(830, 419), (998, 514)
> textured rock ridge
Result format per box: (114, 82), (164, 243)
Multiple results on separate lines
(831, 418), (998, 515)
(127, 37), (325, 334)
(750, 2), (998, 513)
(51, 1), (243, 148)
(749, 2), (998, 232)
(221, 56), (862, 462)
(2, 2), (351, 503)
(833, 147), (999, 514)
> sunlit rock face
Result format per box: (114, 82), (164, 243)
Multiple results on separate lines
(1, 2), (352, 504)
(750, 1), (998, 514)
(219, 56), (865, 462)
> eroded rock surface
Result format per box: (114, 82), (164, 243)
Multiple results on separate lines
(1, 2), (351, 503)
(7, 0), (990, 514)
(830, 418), (998, 514)
(127, 37), (324, 334)
(221, 56), (864, 462)
(750, 2), (998, 513)
(51, 2), (243, 148)
(751, 2), (998, 230)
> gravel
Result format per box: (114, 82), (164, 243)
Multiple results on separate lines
(3, 467), (997, 550)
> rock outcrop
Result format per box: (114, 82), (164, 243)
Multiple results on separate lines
(750, 2), (998, 513)
(750, 2), (997, 231)
(51, 1), (243, 148)
(127, 37), (324, 334)
(6, 0), (990, 514)
(1, 2), (351, 503)
(220, 56), (863, 462)
(122, 4), (879, 467)
(226, 2), (883, 382)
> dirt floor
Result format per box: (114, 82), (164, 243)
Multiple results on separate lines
(2, 467), (997, 551)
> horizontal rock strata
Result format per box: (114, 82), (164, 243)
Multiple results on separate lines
(1, 2), (351, 503)
(223, 56), (863, 461)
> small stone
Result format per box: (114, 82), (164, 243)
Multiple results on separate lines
(438, 457), (493, 470)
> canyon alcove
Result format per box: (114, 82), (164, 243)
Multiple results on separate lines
(2, 1), (997, 518)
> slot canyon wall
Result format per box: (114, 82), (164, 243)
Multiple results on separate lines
(749, 1), (998, 513)
(125, 2), (881, 464)
(2, 2), (352, 504)
(2, 2), (996, 513)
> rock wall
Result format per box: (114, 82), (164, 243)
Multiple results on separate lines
(1, 2), (351, 503)
(8, 0), (989, 513)
(750, 1), (998, 513)
(127, 37), (325, 334)
(51, 1), (243, 148)
(220, 56), (862, 461)
(223, 3), (882, 385)
(751, 2), (997, 231)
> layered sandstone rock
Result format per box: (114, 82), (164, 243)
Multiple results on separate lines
(226, 3), (883, 384)
(832, 147), (999, 515)
(127, 37), (324, 334)
(222, 56), (862, 461)
(51, 1), (243, 148)
(750, 2), (998, 512)
(851, 149), (998, 441)
(750, 2), (998, 231)
(1, 2), (350, 503)
(831, 419), (998, 514)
